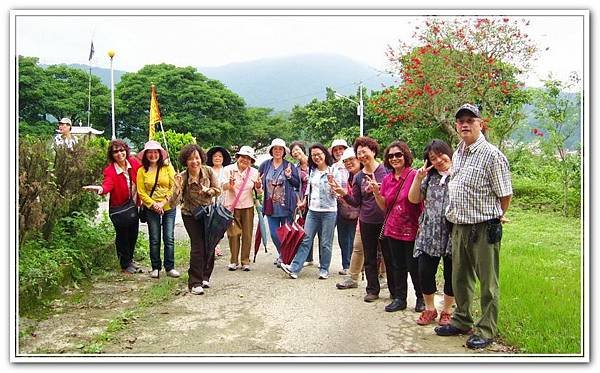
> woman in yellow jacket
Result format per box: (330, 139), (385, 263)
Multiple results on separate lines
(137, 140), (179, 279)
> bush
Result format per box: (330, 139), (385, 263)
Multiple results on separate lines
(152, 130), (196, 172)
(18, 136), (107, 241)
(19, 213), (117, 315)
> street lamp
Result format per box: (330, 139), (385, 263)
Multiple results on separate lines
(334, 84), (364, 137)
(108, 49), (116, 139)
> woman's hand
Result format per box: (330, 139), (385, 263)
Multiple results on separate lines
(83, 185), (103, 195)
(297, 196), (307, 211)
(416, 159), (434, 180)
(284, 164), (292, 178)
(254, 174), (262, 190)
(328, 178), (345, 196)
(152, 202), (164, 215)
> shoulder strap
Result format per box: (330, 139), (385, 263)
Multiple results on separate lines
(381, 173), (409, 228)
(148, 166), (160, 198)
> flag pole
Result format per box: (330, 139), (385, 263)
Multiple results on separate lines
(158, 120), (171, 160)
(87, 63), (92, 127)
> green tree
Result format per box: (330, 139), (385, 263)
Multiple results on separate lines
(372, 17), (537, 148)
(290, 87), (373, 146)
(245, 107), (294, 149)
(18, 56), (111, 137)
(116, 64), (249, 148)
(531, 77), (581, 216)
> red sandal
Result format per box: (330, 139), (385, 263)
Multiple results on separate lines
(416, 309), (438, 326)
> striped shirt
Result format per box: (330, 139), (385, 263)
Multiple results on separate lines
(445, 134), (512, 224)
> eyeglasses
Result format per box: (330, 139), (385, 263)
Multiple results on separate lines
(456, 118), (478, 125)
(387, 152), (404, 160)
(311, 152), (325, 158)
(112, 148), (126, 154)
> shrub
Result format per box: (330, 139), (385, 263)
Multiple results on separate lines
(19, 213), (117, 315)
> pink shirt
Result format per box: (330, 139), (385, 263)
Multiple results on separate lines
(221, 164), (260, 210)
(381, 168), (423, 242)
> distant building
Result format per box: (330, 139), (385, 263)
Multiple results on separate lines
(71, 120), (104, 140)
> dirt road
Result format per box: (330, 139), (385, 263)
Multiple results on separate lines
(19, 203), (514, 358)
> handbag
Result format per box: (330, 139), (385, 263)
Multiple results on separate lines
(139, 167), (160, 223)
(109, 168), (138, 227)
(263, 197), (274, 216)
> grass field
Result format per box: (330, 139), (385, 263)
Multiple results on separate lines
(499, 207), (582, 354)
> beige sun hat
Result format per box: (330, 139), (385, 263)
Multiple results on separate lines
(340, 147), (357, 162)
(267, 138), (290, 156)
(330, 139), (349, 150)
(235, 145), (257, 163)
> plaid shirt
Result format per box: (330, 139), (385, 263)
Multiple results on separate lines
(446, 134), (512, 224)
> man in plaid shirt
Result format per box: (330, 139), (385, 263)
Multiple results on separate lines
(434, 104), (512, 350)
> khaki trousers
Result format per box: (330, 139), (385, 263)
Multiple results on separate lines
(348, 225), (364, 281)
(227, 207), (255, 266)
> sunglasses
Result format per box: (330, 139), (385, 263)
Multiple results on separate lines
(112, 148), (126, 154)
(387, 152), (404, 160)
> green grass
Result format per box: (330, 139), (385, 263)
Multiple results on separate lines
(499, 207), (582, 354)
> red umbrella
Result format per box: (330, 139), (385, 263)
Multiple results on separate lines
(277, 211), (305, 265)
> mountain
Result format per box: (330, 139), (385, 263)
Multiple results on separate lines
(198, 54), (397, 111)
(68, 63), (128, 87)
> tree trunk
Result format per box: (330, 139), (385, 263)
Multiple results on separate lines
(441, 120), (460, 146)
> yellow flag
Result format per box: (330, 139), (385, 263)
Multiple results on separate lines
(149, 85), (162, 140)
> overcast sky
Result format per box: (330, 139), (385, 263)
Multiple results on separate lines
(14, 10), (585, 89)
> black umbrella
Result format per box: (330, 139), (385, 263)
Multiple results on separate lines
(194, 202), (234, 261)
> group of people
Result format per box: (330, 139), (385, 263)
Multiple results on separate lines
(78, 102), (512, 350)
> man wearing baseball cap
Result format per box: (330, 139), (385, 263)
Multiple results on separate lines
(434, 104), (512, 349)
(54, 117), (78, 150)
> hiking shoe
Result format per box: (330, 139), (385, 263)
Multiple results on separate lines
(130, 261), (141, 270)
(122, 266), (137, 275)
(228, 263), (238, 271)
(438, 311), (452, 326)
(466, 335), (493, 349)
(416, 309), (438, 325)
(150, 269), (160, 278)
(434, 324), (471, 336)
(385, 298), (407, 312)
(318, 269), (329, 279)
(280, 264), (298, 279)
(303, 261), (314, 267)
(166, 269), (180, 278)
(415, 298), (426, 313)
(201, 280), (211, 288)
(338, 268), (348, 275)
(364, 293), (379, 302)
(242, 265), (251, 272)
(336, 278), (358, 289)
(190, 286), (204, 295)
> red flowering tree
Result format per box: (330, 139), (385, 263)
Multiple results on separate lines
(371, 17), (537, 147)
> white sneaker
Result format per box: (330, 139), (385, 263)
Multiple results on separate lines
(318, 269), (329, 279)
(242, 265), (251, 272)
(303, 261), (314, 267)
(201, 280), (210, 288)
(190, 286), (204, 295)
(228, 263), (238, 271)
(166, 269), (180, 278)
(280, 264), (298, 279)
(150, 269), (159, 278)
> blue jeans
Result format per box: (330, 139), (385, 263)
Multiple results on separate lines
(147, 207), (176, 271)
(267, 214), (294, 256)
(337, 216), (357, 270)
(290, 210), (337, 274)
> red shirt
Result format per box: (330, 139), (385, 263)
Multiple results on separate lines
(380, 167), (423, 241)
(100, 157), (142, 207)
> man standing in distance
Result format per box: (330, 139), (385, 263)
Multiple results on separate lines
(434, 104), (512, 350)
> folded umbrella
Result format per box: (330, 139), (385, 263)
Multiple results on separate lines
(253, 200), (268, 262)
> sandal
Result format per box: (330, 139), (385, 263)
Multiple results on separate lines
(416, 309), (438, 326)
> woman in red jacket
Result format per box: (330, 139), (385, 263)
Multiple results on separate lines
(84, 139), (142, 274)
